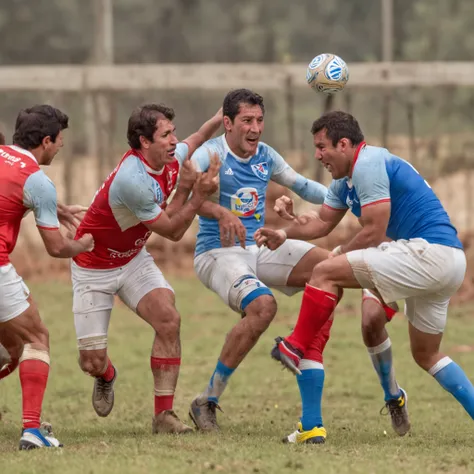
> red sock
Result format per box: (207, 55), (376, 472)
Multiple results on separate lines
(19, 359), (49, 429)
(151, 357), (180, 416)
(287, 285), (338, 354)
(154, 394), (174, 415)
(0, 358), (19, 380)
(101, 358), (115, 382)
(305, 318), (334, 364)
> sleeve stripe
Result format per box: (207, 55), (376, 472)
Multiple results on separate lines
(143, 211), (162, 225)
(361, 198), (391, 209)
(322, 203), (347, 211)
(37, 225), (60, 230)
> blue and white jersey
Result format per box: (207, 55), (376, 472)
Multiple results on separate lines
(324, 143), (462, 249)
(191, 134), (327, 256)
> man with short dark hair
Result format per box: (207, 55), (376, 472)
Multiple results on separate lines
(71, 104), (222, 434)
(258, 110), (474, 427)
(0, 105), (94, 450)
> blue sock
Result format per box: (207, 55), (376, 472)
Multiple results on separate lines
(297, 367), (325, 430)
(203, 360), (235, 404)
(431, 357), (474, 419)
(367, 338), (401, 402)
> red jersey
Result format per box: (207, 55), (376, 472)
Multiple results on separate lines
(74, 144), (188, 269)
(0, 146), (59, 266)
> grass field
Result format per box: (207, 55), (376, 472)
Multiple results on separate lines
(2, 278), (474, 474)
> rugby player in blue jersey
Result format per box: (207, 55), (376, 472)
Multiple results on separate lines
(259, 111), (474, 429)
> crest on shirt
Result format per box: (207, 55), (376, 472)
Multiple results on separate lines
(251, 162), (269, 181)
(231, 187), (259, 218)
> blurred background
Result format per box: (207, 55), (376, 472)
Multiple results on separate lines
(2, 0), (474, 299)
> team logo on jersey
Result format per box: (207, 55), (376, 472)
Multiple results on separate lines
(166, 168), (178, 193)
(251, 162), (269, 181)
(231, 187), (258, 217)
(154, 183), (164, 205)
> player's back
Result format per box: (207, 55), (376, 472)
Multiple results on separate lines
(0, 146), (42, 264)
(356, 146), (462, 248)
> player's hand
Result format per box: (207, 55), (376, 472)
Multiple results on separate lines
(57, 203), (88, 233)
(274, 195), (296, 221)
(194, 152), (220, 197)
(78, 233), (94, 252)
(178, 159), (197, 191)
(218, 209), (246, 248)
(254, 228), (287, 250)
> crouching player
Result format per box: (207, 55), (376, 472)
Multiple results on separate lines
(72, 104), (221, 433)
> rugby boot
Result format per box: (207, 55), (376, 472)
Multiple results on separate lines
(380, 388), (411, 436)
(92, 366), (117, 417)
(282, 422), (326, 444)
(189, 396), (222, 432)
(152, 410), (193, 434)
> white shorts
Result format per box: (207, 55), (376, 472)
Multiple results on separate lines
(72, 249), (173, 341)
(346, 239), (466, 334)
(194, 240), (314, 313)
(0, 264), (30, 323)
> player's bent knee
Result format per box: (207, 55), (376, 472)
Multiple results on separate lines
(229, 274), (273, 314)
(245, 295), (277, 333)
(80, 352), (108, 376)
(152, 307), (181, 337)
(309, 260), (333, 287)
(361, 306), (386, 336)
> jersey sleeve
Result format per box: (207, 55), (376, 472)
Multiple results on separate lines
(111, 158), (163, 224)
(268, 145), (327, 204)
(23, 170), (60, 229)
(323, 181), (348, 210)
(174, 142), (189, 166)
(352, 154), (391, 208)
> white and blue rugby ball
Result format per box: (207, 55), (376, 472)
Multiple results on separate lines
(306, 53), (349, 94)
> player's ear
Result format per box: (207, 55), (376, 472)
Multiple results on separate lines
(223, 116), (233, 132)
(42, 136), (52, 149)
(139, 135), (151, 149)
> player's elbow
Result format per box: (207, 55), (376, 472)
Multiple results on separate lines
(364, 226), (386, 247)
(45, 243), (64, 258)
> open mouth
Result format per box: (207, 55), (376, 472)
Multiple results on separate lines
(246, 137), (258, 146)
(167, 148), (176, 157)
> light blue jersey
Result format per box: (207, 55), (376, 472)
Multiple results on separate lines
(23, 170), (59, 229)
(324, 143), (462, 249)
(192, 134), (327, 256)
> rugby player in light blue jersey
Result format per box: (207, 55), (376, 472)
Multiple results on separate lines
(260, 111), (474, 433)
(188, 90), (405, 443)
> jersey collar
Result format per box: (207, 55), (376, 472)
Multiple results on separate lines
(9, 145), (38, 164)
(349, 141), (366, 177)
(222, 134), (256, 163)
(132, 149), (165, 175)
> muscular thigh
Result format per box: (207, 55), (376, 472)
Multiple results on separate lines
(346, 239), (465, 304)
(117, 250), (174, 312)
(194, 246), (270, 313)
(71, 262), (116, 341)
(257, 239), (317, 296)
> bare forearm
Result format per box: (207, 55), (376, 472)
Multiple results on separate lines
(284, 217), (331, 241)
(166, 185), (193, 217)
(197, 200), (227, 220)
(166, 193), (204, 240)
(48, 238), (86, 258)
(340, 227), (386, 254)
